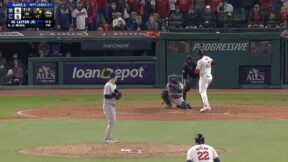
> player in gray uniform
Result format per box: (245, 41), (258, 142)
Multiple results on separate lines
(103, 72), (121, 144)
(161, 74), (192, 109)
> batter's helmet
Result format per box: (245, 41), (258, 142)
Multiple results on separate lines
(195, 133), (205, 144)
(197, 48), (204, 58)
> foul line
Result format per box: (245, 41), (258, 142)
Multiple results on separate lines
(17, 109), (38, 118)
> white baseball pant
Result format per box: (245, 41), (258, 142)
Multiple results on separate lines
(199, 74), (213, 107)
(103, 104), (116, 140)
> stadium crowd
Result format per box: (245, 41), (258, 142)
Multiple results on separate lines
(1, 0), (288, 31)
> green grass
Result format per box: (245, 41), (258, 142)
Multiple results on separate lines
(1, 93), (288, 118)
(0, 119), (288, 162)
(0, 92), (288, 162)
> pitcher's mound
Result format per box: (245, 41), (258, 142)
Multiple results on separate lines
(18, 143), (198, 158)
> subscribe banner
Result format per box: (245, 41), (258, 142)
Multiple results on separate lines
(239, 66), (271, 85)
(63, 61), (155, 85)
(81, 40), (152, 51)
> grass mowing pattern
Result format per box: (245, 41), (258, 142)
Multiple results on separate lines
(0, 93), (288, 118)
(0, 92), (288, 162)
(0, 119), (287, 162)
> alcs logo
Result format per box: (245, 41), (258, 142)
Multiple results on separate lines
(36, 65), (56, 80)
(246, 68), (265, 83)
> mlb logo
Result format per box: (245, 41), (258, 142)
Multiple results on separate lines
(14, 7), (21, 14)
(8, 8), (13, 13)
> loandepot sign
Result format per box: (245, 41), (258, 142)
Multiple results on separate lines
(192, 42), (249, 52)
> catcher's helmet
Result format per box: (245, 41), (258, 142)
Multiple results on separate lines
(195, 133), (205, 144)
(168, 74), (178, 83)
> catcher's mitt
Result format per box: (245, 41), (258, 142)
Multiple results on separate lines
(115, 91), (122, 100)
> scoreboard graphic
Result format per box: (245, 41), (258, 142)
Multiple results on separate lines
(6, 2), (54, 28)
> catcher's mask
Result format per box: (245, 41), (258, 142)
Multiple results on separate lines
(168, 74), (178, 84)
(195, 133), (205, 144)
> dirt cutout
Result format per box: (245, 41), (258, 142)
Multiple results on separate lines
(17, 143), (225, 159)
(19, 104), (288, 121)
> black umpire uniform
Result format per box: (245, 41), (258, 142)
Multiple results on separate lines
(182, 55), (198, 101)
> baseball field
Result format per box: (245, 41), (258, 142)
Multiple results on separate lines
(0, 89), (288, 162)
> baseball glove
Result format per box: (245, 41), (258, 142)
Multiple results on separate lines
(115, 90), (122, 100)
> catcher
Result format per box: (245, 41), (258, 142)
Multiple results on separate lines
(161, 74), (192, 109)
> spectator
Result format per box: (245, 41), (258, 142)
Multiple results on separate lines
(155, 0), (170, 19)
(240, 0), (258, 23)
(138, 0), (153, 23)
(56, 0), (73, 31)
(87, 0), (97, 30)
(11, 59), (24, 85)
(280, 6), (288, 28)
(72, 0), (88, 31)
(153, 13), (163, 29)
(259, 0), (272, 27)
(98, 26), (104, 31)
(0, 51), (7, 85)
(107, 2), (120, 24)
(217, 0), (234, 27)
(169, 5), (183, 28)
(248, 4), (264, 28)
(103, 23), (111, 31)
(283, 0), (288, 8)
(267, 7), (280, 28)
(169, 0), (177, 14)
(119, 0), (132, 22)
(201, 5), (217, 28)
(193, 0), (206, 15)
(131, 15), (147, 30)
(272, 0), (282, 14)
(129, 0), (139, 13)
(126, 11), (138, 30)
(177, 0), (192, 14)
(0, 0), (7, 32)
(112, 12), (127, 30)
(3, 69), (14, 85)
(146, 15), (160, 30)
(8, 53), (23, 70)
(229, 0), (242, 21)
(151, 0), (156, 12)
(96, 0), (109, 28)
(182, 7), (199, 28)
(207, 0), (222, 14)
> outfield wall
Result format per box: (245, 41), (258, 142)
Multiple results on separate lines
(160, 32), (282, 88)
(0, 31), (286, 88)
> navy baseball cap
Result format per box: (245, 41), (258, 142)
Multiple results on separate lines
(109, 72), (117, 79)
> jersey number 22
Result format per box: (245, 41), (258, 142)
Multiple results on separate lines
(197, 151), (210, 160)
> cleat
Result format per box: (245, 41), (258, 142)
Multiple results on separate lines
(162, 101), (172, 109)
(200, 106), (211, 112)
(104, 139), (119, 144)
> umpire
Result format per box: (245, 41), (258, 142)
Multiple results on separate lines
(182, 55), (198, 101)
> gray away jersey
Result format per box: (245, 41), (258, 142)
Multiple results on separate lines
(103, 81), (117, 105)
